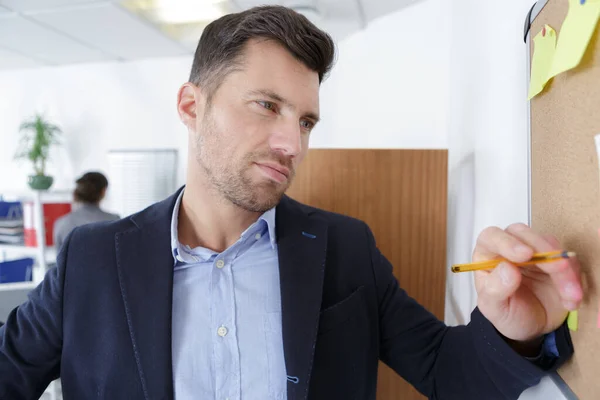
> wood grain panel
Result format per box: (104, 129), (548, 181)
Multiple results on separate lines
(286, 149), (448, 399)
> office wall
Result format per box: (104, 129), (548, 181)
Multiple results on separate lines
(312, 0), (450, 149)
(0, 56), (191, 202)
(0, 0), (450, 199)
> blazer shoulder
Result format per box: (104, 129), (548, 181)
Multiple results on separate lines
(71, 189), (178, 244)
(287, 197), (369, 233)
(68, 216), (134, 246)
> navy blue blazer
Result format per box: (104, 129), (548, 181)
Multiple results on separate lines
(0, 189), (573, 399)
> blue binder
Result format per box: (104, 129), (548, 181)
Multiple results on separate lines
(0, 201), (23, 220)
(0, 258), (33, 283)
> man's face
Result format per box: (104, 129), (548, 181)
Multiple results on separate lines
(189, 39), (320, 213)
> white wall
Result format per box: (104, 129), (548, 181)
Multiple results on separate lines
(312, 0), (450, 149)
(0, 56), (192, 208)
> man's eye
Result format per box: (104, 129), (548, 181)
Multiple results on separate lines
(300, 120), (314, 130)
(257, 101), (275, 111)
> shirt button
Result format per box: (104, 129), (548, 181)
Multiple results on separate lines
(217, 326), (228, 337)
(255, 233), (261, 240)
(216, 259), (225, 269)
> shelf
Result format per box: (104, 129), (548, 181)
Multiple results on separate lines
(0, 281), (38, 292)
(0, 243), (56, 255)
(0, 244), (39, 255)
(0, 190), (72, 201)
(0, 244), (57, 266)
(1, 191), (63, 282)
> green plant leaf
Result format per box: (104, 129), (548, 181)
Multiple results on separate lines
(15, 113), (63, 175)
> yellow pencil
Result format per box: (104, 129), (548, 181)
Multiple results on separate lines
(451, 250), (576, 273)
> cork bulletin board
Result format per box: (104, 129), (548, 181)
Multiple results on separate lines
(527, 0), (600, 398)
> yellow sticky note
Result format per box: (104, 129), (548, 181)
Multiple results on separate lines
(528, 25), (557, 100)
(548, 0), (600, 79)
(567, 310), (579, 331)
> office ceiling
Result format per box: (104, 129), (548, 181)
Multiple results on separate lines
(0, 0), (422, 71)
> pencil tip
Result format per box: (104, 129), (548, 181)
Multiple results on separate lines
(566, 251), (576, 258)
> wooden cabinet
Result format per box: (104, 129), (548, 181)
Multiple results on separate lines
(286, 149), (448, 399)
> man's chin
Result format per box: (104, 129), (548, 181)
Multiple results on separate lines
(251, 191), (285, 212)
(227, 187), (285, 213)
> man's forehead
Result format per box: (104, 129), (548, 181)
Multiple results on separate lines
(242, 40), (318, 78)
(226, 40), (321, 112)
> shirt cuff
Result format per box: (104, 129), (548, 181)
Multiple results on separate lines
(525, 331), (559, 363)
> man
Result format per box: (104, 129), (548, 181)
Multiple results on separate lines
(0, 5), (582, 400)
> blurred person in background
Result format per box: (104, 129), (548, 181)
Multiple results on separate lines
(53, 171), (119, 249)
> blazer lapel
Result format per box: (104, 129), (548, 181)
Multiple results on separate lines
(115, 190), (182, 400)
(276, 196), (328, 400)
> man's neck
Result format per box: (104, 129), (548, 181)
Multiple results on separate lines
(178, 183), (262, 253)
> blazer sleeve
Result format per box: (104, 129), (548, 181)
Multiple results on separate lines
(0, 229), (74, 399)
(367, 224), (573, 399)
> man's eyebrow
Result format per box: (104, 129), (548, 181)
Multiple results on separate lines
(247, 89), (320, 122)
(248, 89), (288, 105)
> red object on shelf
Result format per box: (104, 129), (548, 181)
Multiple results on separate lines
(23, 201), (72, 247)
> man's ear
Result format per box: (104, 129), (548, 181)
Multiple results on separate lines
(177, 82), (205, 129)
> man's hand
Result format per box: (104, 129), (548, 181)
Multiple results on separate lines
(473, 223), (583, 342)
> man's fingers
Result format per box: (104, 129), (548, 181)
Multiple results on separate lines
(473, 226), (533, 263)
(506, 223), (555, 253)
(542, 234), (561, 249)
(506, 224), (582, 310)
(476, 262), (522, 318)
(474, 223), (583, 310)
(545, 257), (583, 310)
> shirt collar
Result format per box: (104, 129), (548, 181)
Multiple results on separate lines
(258, 207), (277, 249)
(170, 188), (277, 264)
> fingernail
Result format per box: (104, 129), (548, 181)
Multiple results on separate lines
(564, 283), (580, 300)
(499, 264), (511, 286)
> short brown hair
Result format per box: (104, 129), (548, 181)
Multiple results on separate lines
(74, 172), (108, 204)
(189, 5), (335, 100)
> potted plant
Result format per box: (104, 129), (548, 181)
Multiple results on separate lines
(14, 114), (62, 190)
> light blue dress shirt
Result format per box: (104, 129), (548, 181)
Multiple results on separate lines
(171, 190), (288, 400)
